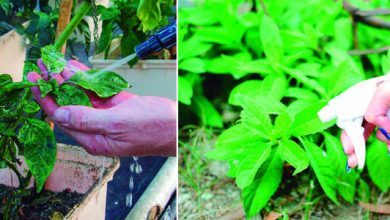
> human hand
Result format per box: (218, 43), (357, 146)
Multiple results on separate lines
(28, 60), (177, 157)
(341, 79), (390, 169)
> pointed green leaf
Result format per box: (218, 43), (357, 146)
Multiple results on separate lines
(242, 152), (283, 217)
(236, 144), (272, 188)
(366, 140), (390, 192)
(278, 140), (309, 175)
(260, 16), (284, 66)
(178, 76), (193, 105)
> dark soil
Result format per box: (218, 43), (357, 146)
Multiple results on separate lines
(0, 184), (83, 220)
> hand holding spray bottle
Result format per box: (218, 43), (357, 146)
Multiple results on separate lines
(318, 73), (390, 170)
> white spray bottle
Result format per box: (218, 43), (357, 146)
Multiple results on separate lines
(318, 74), (390, 169)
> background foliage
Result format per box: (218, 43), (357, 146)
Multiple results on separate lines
(179, 0), (390, 217)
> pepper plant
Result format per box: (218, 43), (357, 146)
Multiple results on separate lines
(0, 1), (128, 218)
(179, 0), (390, 217)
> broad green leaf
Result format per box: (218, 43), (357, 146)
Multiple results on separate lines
(179, 58), (206, 73)
(382, 50), (390, 75)
(240, 98), (274, 137)
(54, 84), (92, 107)
(242, 151), (283, 217)
(178, 76), (193, 105)
(23, 101), (40, 114)
(41, 45), (66, 74)
(23, 61), (40, 81)
(229, 80), (262, 106)
(366, 140), (390, 192)
(281, 66), (326, 97)
(260, 16), (284, 66)
(236, 144), (272, 189)
(137, 0), (162, 32)
(97, 5), (120, 21)
(0, 0), (9, 13)
(289, 101), (334, 137)
(4, 81), (36, 91)
(326, 60), (363, 97)
(18, 119), (57, 192)
(0, 74), (13, 87)
(191, 95), (223, 128)
(285, 87), (318, 100)
(273, 111), (294, 139)
(38, 79), (53, 98)
(178, 36), (212, 61)
(206, 124), (264, 160)
(278, 140), (309, 175)
(303, 140), (338, 203)
(68, 70), (129, 98)
(96, 22), (113, 54)
(240, 96), (285, 115)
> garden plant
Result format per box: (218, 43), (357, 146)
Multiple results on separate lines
(179, 0), (390, 218)
(0, 1), (129, 219)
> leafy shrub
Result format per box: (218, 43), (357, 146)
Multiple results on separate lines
(179, 0), (390, 217)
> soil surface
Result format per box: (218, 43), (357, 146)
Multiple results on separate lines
(0, 184), (83, 219)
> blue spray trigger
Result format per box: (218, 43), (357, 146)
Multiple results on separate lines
(135, 22), (176, 59)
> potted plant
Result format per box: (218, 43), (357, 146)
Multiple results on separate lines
(0, 1), (128, 218)
(89, 0), (177, 100)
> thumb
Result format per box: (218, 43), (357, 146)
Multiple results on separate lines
(53, 106), (115, 133)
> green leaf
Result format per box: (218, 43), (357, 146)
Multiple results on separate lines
(206, 124), (264, 160)
(179, 58), (206, 73)
(273, 111), (294, 139)
(0, 74), (13, 87)
(23, 101), (40, 114)
(68, 70), (129, 98)
(358, 179), (370, 202)
(281, 66), (326, 97)
(3, 81), (36, 91)
(178, 76), (193, 105)
(191, 95), (223, 128)
(229, 75), (287, 106)
(18, 119), (57, 192)
(97, 21), (113, 54)
(242, 151), (283, 217)
(382, 50), (390, 75)
(303, 140), (338, 203)
(326, 60), (363, 97)
(260, 16), (284, 67)
(37, 79), (53, 98)
(278, 140), (309, 175)
(289, 101), (333, 137)
(285, 87), (318, 100)
(366, 140), (390, 192)
(41, 45), (66, 74)
(0, 0), (9, 13)
(236, 144), (272, 189)
(53, 84), (92, 107)
(23, 61), (40, 81)
(137, 0), (162, 32)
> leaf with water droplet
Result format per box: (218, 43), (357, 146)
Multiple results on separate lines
(41, 45), (66, 74)
(67, 69), (129, 98)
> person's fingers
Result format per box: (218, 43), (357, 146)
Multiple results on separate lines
(341, 130), (354, 155)
(62, 60), (90, 80)
(376, 129), (390, 143)
(348, 154), (358, 168)
(87, 91), (136, 109)
(27, 72), (58, 116)
(340, 121), (375, 155)
(365, 81), (390, 131)
(52, 106), (120, 133)
(37, 59), (49, 80)
(57, 125), (114, 156)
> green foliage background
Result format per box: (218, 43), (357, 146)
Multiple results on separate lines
(179, 0), (390, 217)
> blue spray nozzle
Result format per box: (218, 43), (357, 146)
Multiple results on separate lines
(135, 22), (177, 59)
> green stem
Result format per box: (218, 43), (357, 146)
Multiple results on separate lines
(304, 179), (314, 220)
(53, 1), (92, 51)
(3, 158), (24, 190)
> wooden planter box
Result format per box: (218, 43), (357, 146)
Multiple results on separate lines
(0, 144), (120, 219)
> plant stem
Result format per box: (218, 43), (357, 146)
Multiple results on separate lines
(53, 1), (92, 51)
(3, 158), (24, 189)
(304, 179), (314, 220)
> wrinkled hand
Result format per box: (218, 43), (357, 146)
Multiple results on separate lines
(28, 60), (177, 157)
(341, 80), (390, 168)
